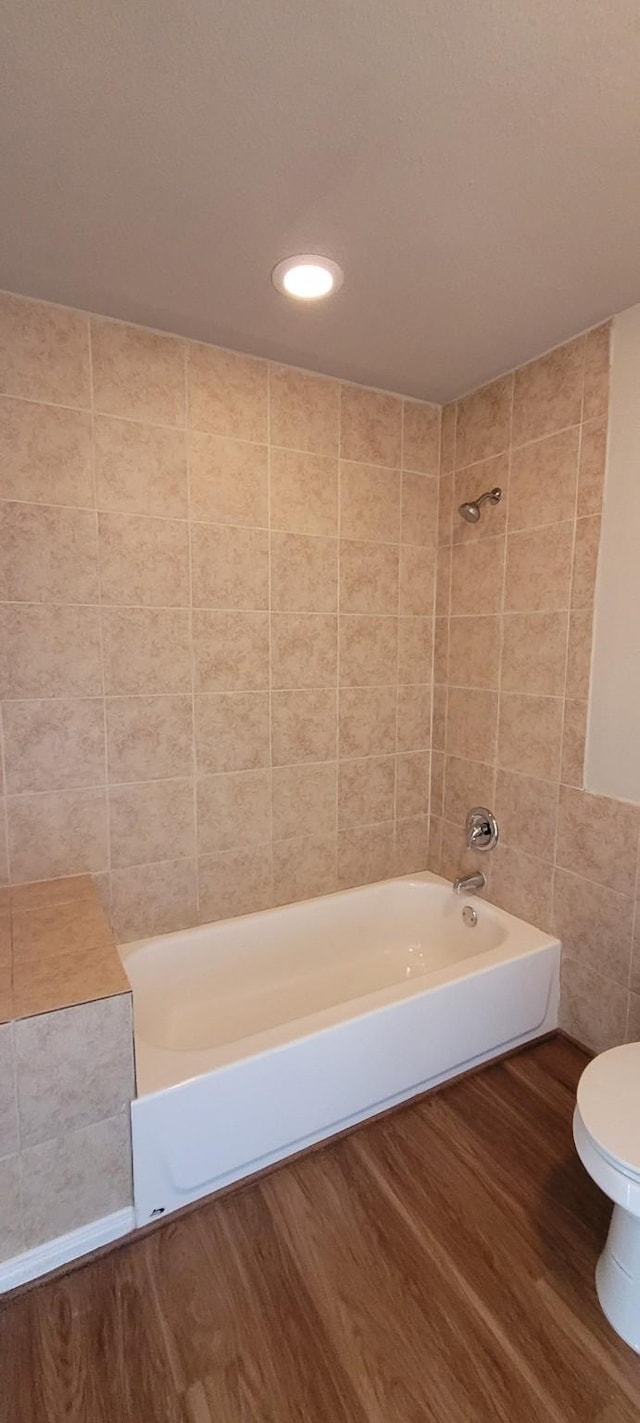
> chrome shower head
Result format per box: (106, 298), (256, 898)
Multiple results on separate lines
(458, 487), (502, 524)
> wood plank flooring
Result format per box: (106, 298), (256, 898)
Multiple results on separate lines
(3, 1036), (640, 1421)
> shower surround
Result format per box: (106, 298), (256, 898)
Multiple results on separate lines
(0, 292), (439, 942)
(429, 322), (640, 1053)
(1, 289), (639, 1057)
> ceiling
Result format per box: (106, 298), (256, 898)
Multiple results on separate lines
(2, 0), (640, 401)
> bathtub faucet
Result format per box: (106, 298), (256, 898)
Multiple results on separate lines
(452, 871), (486, 895)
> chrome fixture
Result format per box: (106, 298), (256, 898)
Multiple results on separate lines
(465, 806), (499, 852)
(462, 904), (478, 927)
(453, 871), (486, 895)
(458, 487), (502, 523)
(452, 810), (498, 895)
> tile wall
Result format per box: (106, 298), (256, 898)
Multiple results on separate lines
(0, 1000), (133, 1261)
(0, 293), (439, 941)
(429, 322), (640, 1053)
(2, 289), (637, 1057)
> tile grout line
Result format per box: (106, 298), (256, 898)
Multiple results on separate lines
(425, 406), (442, 849)
(184, 343), (199, 929)
(552, 337), (588, 896)
(392, 405), (404, 856)
(7, 824), (631, 904)
(266, 366), (276, 908)
(439, 404), (456, 860)
(0, 685), (434, 722)
(2, 600), (494, 617)
(88, 320), (112, 907)
(453, 415), (603, 474)
(0, 681), (16, 1256)
(7, 775), (193, 799)
(336, 392), (342, 873)
(1, 472), (438, 532)
(448, 605), (586, 618)
(0, 703), (11, 890)
(491, 374), (516, 901)
(5, 812), (419, 888)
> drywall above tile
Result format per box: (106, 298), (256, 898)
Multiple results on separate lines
(2, 1), (640, 400)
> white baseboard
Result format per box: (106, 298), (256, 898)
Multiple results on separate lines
(0, 1206), (135, 1294)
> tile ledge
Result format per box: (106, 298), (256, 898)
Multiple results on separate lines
(5, 876), (131, 1023)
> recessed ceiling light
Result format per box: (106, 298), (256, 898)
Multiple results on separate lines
(272, 254), (344, 301)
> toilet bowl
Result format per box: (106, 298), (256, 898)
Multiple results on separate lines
(573, 1042), (640, 1351)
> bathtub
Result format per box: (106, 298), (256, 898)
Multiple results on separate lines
(122, 871), (560, 1226)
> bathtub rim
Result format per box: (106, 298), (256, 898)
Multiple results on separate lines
(120, 871), (560, 1099)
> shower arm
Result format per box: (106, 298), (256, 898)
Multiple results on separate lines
(476, 488), (502, 509)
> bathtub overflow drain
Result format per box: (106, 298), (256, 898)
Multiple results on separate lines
(462, 905), (478, 928)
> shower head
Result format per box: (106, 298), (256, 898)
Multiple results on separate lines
(458, 487), (502, 524)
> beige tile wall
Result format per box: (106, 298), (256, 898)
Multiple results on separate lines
(429, 323), (640, 1054)
(0, 292), (439, 940)
(0, 991), (134, 1261)
(4, 289), (633, 1058)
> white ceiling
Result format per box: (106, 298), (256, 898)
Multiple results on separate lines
(2, 0), (640, 400)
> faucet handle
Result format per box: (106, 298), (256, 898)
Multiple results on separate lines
(466, 806), (499, 852)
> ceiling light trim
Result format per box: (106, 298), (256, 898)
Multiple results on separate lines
(272, 254), (344, 301)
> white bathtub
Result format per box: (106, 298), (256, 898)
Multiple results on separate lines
(121, 871), (560, 1226)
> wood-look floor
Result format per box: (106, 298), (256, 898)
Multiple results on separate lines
(3, 1036), (640, 1421)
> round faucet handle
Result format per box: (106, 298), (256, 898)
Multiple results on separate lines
(465, 806), (499, 852)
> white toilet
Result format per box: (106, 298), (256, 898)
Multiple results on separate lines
(574, 1043), (640, 1350)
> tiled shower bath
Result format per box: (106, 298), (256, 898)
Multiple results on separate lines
(1, 292), (639, 1054)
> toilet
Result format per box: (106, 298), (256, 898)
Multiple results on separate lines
(574, 1043), (640, 1350)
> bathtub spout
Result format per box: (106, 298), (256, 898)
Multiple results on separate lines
(452, 871), (486, 895)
